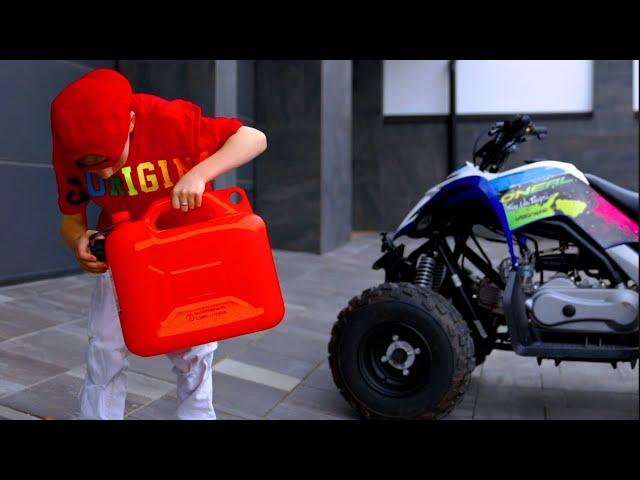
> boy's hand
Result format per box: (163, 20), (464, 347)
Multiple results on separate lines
(75, 230), (109, 274)
(172, 170), (206, 212)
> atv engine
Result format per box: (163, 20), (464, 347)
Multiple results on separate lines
(494, 249), (639, 334)
(525, 276), (639, 333)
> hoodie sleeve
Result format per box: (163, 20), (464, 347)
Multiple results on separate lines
(196, 116), (244, 163)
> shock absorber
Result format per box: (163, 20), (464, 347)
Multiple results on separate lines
(415, 253), (447, 290)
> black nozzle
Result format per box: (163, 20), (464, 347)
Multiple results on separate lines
(89, 238), (106, 262)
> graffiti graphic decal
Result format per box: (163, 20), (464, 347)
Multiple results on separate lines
(496, 173), (638, 248)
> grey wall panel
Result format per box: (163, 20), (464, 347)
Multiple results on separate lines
(353, 60), (384, 231)
(213, 60), (239, 189)
(0, 164), (101, 284)
(255, 61), (323, 252)
(214, 60), (237, 119)
(73, 60), (119, 69)
(0, 166), (70, 281)
(254, 124), (322, 251)
(237, 60), (255, 124)
(353, 60), (449, 232)
(235, 60), (256, 204)
(321, 61), (352, 253)
(255, 61), (322, 127)
(0, 60), (115, 165)
(0, 60), (115, 284)
(379, 122), (449, 229)
(118, 60), (216, 116)
(255, 60), (353, 254)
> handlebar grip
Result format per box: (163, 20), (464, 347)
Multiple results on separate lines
(512, 115), (532, 131)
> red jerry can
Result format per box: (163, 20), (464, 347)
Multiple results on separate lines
(105, 187), (285, 357)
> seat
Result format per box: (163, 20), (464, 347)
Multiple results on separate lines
(584, 174), (639, 221)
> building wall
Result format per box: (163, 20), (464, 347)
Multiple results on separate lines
(254, 60), (353, 254)
(118, 60), (216, 115)
(254, 61), (323, 252)
(213, 60), (256, 200)
(0, 60), (116, 285)
(321, 61), (353, 253)
(353, 60), (639, 232)
(353, 60), (449, 232)
(235, 60), (257, 204)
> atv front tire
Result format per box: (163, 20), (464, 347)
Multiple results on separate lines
(328, 282), (475, 420)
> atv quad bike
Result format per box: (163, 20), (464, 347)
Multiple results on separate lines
(328, 115), (639, 419)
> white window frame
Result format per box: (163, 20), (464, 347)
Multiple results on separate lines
(382, 60), (594, 118)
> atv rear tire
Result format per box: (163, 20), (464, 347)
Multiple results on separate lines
(328, 282), (475, 420)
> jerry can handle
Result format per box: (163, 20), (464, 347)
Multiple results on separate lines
(144, 187), (253, 231)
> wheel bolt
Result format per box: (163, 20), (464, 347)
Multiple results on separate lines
(381, 356), (388, 363)
(402, 369), (409, 376)
(392, 335), (399, 342)
(414, 348), (421, 355)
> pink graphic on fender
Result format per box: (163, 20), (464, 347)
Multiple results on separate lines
(496, 172), (637, 248)
(591, 191), (639, 240)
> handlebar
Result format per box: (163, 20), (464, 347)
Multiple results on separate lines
(473, 115), (547, 172)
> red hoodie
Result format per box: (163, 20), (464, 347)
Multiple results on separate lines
(51, 69), (242, 231)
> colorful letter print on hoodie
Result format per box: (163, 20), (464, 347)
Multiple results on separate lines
(51, 68), (243, 231)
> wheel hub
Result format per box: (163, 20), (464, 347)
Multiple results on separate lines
(358, 321), (432, 398)
(381, 335), (422, 375)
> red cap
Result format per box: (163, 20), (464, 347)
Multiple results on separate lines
(51, 69), (133, 166)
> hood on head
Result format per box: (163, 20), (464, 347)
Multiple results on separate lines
(51, 68), (133, 166)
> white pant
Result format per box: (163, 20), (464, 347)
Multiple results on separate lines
(79, 269), (217, 420)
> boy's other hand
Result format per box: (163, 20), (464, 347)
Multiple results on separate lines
(171, 170), (206, 212)
(75, 230), (109, 274)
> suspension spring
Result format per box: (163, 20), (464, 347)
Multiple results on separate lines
(415, 253), (447, 290)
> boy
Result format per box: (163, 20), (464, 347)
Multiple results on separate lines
(51, 68), (267, 420)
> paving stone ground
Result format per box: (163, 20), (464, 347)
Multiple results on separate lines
(0, 232), (637, 420)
